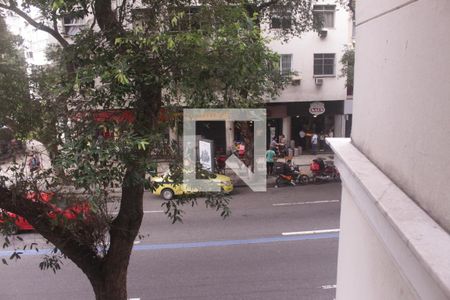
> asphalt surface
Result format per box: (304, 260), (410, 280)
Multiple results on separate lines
(0, 183), (341, 300)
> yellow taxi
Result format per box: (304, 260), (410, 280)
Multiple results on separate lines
(151, 171), (233, 200)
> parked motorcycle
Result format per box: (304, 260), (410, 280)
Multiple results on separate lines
(274, 161), (310, 188)
(310, 158), (340, 183)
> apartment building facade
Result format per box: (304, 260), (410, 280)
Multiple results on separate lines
(5, 9), (54, 67)
(264, 0), (353, 151)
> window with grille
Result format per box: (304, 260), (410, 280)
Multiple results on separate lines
(271, 11), (292, 29)
(314, 53), (335, 76)
(280, 54), (292, 76)
(313, 5), (335, 28)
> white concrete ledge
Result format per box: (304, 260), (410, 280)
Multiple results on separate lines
(328, 138), (450, 299)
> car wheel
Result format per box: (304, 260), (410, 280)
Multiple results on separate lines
(161, 188), (174, 200)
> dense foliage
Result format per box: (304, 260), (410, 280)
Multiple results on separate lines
(0, 16), (40, 137)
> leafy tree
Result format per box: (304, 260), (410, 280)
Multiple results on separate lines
(0, 1), (314, 299)
(0, 15), (40, 138)
(340, 46), (354, 93)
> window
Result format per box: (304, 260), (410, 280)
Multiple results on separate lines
(63, 16), (85, 35)
(313, 5), (335, 28)
(314, 53), (335, 76)
(280, 54), (292, 76)
(26, 51), (33, 59)
(271, 11), (291, 29)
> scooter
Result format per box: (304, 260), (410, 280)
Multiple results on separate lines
(310, 158), (340, 183)
(274, 162), (310, 188)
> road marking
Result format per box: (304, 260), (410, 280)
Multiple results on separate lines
(129, 298), (140, 300)
(131, 232), (339, 252)
(273, 200), (340, 206)
(282, 229), (340, 236)
(321, 284), (336, 290)
(133, 241), (141, 245)
(0, 231), (339, 257)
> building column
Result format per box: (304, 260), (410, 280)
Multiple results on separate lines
(225, 121), (234, 155)
(282, 116), (292, 144)
(334, 115), (346, 137)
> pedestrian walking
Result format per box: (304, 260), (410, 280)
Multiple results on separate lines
(278, 134), (287, 157)
(266, 147), (276, 175)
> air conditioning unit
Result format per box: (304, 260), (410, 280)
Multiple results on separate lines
(291, 75), (302, 86)
(318, 29), (328, 38)
(315, 78), (324, 86)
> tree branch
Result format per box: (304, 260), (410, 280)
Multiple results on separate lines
(94, 0), (125, 41)
(0, 186), (101, 276)
(0, 3), (69, 48)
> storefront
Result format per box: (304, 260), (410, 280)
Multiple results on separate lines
(267, 101), (349, 150)
(196, 121), (226, 154)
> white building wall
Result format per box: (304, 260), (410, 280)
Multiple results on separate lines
(6, 10), (56, 66)
(330, 0), (450, 299)
(352, 0), (450, 231)
(337, 187), (418, 300)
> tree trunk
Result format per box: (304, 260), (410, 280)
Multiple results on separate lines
(86, 82), (160, 299)
(89, 261), (129, 300)
(87, 165), (144, 300)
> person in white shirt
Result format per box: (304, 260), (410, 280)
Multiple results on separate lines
(311, 132), (318, 155)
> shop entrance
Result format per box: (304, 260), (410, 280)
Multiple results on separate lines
(196, 121), (226, 154)
(291, 115), (334, 150)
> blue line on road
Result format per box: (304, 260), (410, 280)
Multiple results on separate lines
(133, 232), (339, 251)
(0, 232), (339, 257)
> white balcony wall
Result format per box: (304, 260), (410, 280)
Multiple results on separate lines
(330, 0), (450, 299)
(352, 0), (450, 231)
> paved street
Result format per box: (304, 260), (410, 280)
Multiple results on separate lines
(0, 183), (341, 300)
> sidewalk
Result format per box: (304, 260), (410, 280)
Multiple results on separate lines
(226, 152), (335, 188)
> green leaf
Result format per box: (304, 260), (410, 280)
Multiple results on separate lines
(167, 38), (175, 50)
(51, 0), (65, 11)
(115, 72), (129, 85)
(137, 140), (149, 150)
